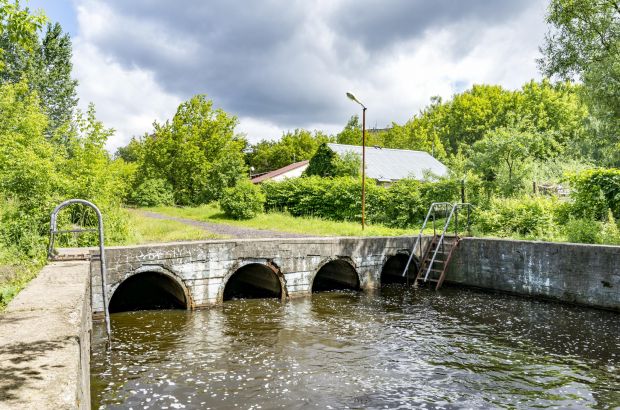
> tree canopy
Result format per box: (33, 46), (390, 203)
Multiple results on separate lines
(135, 95), (247, 205)
(539, 0), (620, 161)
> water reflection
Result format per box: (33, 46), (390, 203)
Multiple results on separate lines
(92, 286), (620, 409)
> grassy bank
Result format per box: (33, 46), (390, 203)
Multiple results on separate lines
(0, 256), (41, 311)
(147, 204), (412, 237)
(120, 209), (224, 244)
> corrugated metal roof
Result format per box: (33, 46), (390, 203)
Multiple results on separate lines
(327, 143), (448, 181)
(251, 160), (309, 183)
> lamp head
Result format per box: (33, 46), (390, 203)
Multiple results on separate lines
(346, 92), (365, 108)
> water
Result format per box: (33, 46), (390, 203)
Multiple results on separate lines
(91, 286), (620, 409)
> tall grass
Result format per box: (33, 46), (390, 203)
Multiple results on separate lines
(148, 204), (413, 237)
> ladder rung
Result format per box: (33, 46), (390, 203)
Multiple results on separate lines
(52, 228), (98, 234)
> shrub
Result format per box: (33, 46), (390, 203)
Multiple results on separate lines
(564, 218), (601, 244)
(261, 176), (461, 228)
(220, 180), (265, 219)
(567, 168), (620, 220)
(475, 196), (558, 238)
(130, 178), (175, 207)
(380, 179), (425, 228)
(600, 209), (620, 245)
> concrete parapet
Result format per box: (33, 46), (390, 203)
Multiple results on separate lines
(0, 261), (91, 409)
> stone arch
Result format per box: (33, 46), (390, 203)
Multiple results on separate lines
(311, 257), (361, 292)
(108, 266), (192, 313)
(381, 252), (418, 285)
(220, 261), (285, 302)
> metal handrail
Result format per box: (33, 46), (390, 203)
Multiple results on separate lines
(49, 199), (111, 346)
(402, 202), (452, 279)
(422, 203), (473, 282)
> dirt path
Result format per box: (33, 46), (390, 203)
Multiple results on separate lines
(139, 211), (312, 239)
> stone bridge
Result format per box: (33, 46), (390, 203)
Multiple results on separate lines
(88, 236), (428, 314)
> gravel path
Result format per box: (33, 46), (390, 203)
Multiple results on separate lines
(139, 211), (312, 239)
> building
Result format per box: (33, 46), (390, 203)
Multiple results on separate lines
(326, 143), (448, 184)
(250, 160), (309, 184)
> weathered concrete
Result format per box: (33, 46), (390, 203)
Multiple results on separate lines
(88, 236), (620, 314)
(0, 261), (91, 410)
(89, 236), (424, 314)
(447, 238), (620, 311)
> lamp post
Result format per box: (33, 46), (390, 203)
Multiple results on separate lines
(346, 92), (366, 230)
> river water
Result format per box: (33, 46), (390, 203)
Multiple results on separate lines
(91, 286), (619, 409)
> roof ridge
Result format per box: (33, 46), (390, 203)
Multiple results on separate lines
(327, 142), (428, 155)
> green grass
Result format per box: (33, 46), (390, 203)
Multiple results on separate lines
(120, 209), (224, 244)
(0, 249), (42, 311)
(147, 204), (412, 237)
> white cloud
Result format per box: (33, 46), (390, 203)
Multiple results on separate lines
(72, 3), (183, 150)
(71, 0), (548, 151)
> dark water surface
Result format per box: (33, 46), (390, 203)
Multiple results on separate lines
(91, 287), (620, 409)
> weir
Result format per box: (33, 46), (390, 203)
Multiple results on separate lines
(2, 235), (619, 409)
(84, 235), (619, 315)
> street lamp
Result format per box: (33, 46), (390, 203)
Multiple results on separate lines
(346, 92), (367, 230)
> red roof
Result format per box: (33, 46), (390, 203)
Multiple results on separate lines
(251, 160), (309, 184)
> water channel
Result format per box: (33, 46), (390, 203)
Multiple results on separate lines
(91, 286), (619, 409)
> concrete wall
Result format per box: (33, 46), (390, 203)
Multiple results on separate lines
(447, 238), (620, 311)
(91, 236), (620, 313)
(0, 261), (91, 410)
(90, 236), (424, 314)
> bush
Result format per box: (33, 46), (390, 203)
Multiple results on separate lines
(262, 176), (461, 228)
(601, 209), (620, 245)
(130, 178), (175, 207)
(564, 217), (601, 244)
(379, 179), (425, 228)
(220, 180), (265, 219)
(567, 168), (620, 220)
(475, 196), (558, 238)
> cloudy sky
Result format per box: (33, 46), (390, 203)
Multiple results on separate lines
(29, 0), (549, 150)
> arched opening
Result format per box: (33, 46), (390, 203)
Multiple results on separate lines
(312, 259), (360, 292)
(381, 254), (417, 285)
(109, 272), (188, 313)
(223, 263), (282, 301)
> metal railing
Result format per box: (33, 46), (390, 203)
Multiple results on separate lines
(401, 202), (452, 280)
(422, 203), (473, 282)
(49, 199), (111, 346)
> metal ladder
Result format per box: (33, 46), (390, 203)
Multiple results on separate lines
(401, 202), (452, 284)
(403, 202), (473, 289)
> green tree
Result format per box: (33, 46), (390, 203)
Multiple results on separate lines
(471, 127), (550, 195)
(247, 129), (329, 173)
(335, 115), (385, 147)
(0, 0), (46, 69)
(35, 22), (78, 137)
(305, 143), (361, 177)
(138, 95), (247, 205)
(114, 136), (143, 162)
(539, 0), (619, 134)
(0, 81), (55, 208)
(1, 10), (77, 139)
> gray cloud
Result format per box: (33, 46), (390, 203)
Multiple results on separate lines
(78, 0), (545, 136)
(330, 0), (534, 52)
